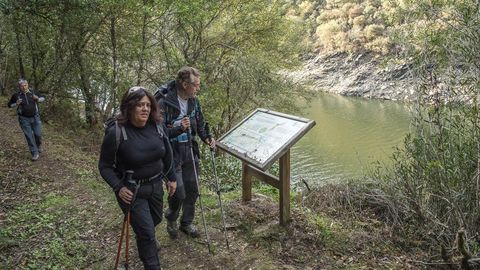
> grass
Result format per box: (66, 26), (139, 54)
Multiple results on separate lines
(1, 192), (95, 269)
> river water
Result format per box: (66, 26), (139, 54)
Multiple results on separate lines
(290, 93), (412, 187)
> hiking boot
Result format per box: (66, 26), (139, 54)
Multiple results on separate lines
(179, 224), (200, 238)
(166, 220), (178, 239)
(31, 154), (39, 161)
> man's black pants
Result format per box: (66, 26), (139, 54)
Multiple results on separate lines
(165, 142), (199, 227)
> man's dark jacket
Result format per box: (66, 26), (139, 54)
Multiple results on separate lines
(157, 80), (210, 158)
(7, 89), (44, 117)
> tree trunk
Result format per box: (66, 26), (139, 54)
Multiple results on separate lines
(0, 48), (8, 96)
(13, 19), (25, 79)
(109, 15), (118, 118)
(136, 0), (149, 85)
(25, 25), (39, 90)
(75, 46), (97, 126)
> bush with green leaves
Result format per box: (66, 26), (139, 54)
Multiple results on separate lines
(376, 0), (480, 262)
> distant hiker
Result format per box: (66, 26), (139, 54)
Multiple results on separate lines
(98, 86), (177, 269)
(157, 66), (216, 239)
(7, 79), (45, 161)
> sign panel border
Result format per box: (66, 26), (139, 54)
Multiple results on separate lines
(216, 108), (316, 171)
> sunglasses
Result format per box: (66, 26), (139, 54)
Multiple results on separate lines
(127, 86), (146, 95)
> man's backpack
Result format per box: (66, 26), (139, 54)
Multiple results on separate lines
(154, 81), (170, 103)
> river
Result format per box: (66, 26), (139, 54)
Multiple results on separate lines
(291, 92), (412, 187)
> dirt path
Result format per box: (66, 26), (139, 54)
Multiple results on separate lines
(0, 97), (423, 269)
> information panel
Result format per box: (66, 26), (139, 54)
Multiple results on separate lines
(217, 109), (315, 171)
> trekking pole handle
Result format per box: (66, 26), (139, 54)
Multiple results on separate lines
(184, 115), (193, 147)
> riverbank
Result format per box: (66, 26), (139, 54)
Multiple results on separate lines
(289, 52), (417, 101)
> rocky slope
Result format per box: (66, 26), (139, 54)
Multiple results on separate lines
(290, 52), (417, 101)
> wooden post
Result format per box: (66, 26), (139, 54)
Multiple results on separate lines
(216, 109), (315, 227)
(279, 150), (291, 225)
(242, 162), (252, 201)
(241, 151), (291, 226)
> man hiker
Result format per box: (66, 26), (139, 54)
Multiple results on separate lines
(157, 66), (216, 238)
(7, 79), (45, 161)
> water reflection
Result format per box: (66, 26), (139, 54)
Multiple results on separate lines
(291, 93), (412, 187)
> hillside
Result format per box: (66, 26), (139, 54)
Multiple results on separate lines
(291, 52), (415, 101)
(0, 96), (427, 269)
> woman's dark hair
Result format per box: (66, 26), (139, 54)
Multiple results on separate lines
(116, 86), (162, 125)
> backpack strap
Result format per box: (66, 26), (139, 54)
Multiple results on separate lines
(121, 125), (128, 140)
(192, 98), (200, 121)
(190, 102), (197, 118)
(155, 123), (164, 137)
(156, 123), (173, 178)
(114, 121), (128, 167)
(164, 107), (172, 125)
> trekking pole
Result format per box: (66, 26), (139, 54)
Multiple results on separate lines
(205, 123), (230, 250)
(186, 121), (213, 254)
(114, 170), (139, 270)
(114, 213), (128, 269)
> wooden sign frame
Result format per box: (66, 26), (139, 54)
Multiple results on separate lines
(217, 109), (315, 225)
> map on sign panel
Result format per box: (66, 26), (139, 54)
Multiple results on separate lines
(218, 109), (314, 170)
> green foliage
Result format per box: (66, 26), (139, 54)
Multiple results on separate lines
(200, 145), (243, 192)
(285, 0), (393, 54)
(44, 96), (87, 129)
(383, 105), (480, 249)
(0, 193), (95, 269)
(166, 0), (308, 133)
(364, 24), (384, 40)
(308, 214), (334, 241)
(255, 183), (280, 200)
(374, 0), (480, 257)
(0, 0), (306, 131)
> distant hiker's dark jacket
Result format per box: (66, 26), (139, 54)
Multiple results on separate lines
(157, 80), (209, 159)
(7, 89), (45, 117)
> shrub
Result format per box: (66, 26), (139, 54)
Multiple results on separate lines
(364, 36), (389, 54)
(352, 15), (366, 27)
(315, 20), (342, 41)
(364, 24), (384, 40)
(315, 20), (349, 51)
(341, 3), (355, 17)
(375, 0), (480, 265)
(363, 5), (377, 17)
(299, 1), (315, 19)
(349, 25), (366, 46)
(348, 4), (363, 19)
(309, 0), (392, 54)
(317, 8), (344, 22)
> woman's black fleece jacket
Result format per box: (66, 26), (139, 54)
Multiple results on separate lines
(98, 121), (176, 193)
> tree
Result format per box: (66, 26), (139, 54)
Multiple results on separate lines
(147, 0), (309, 133)
(0, 0), (308, 131)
